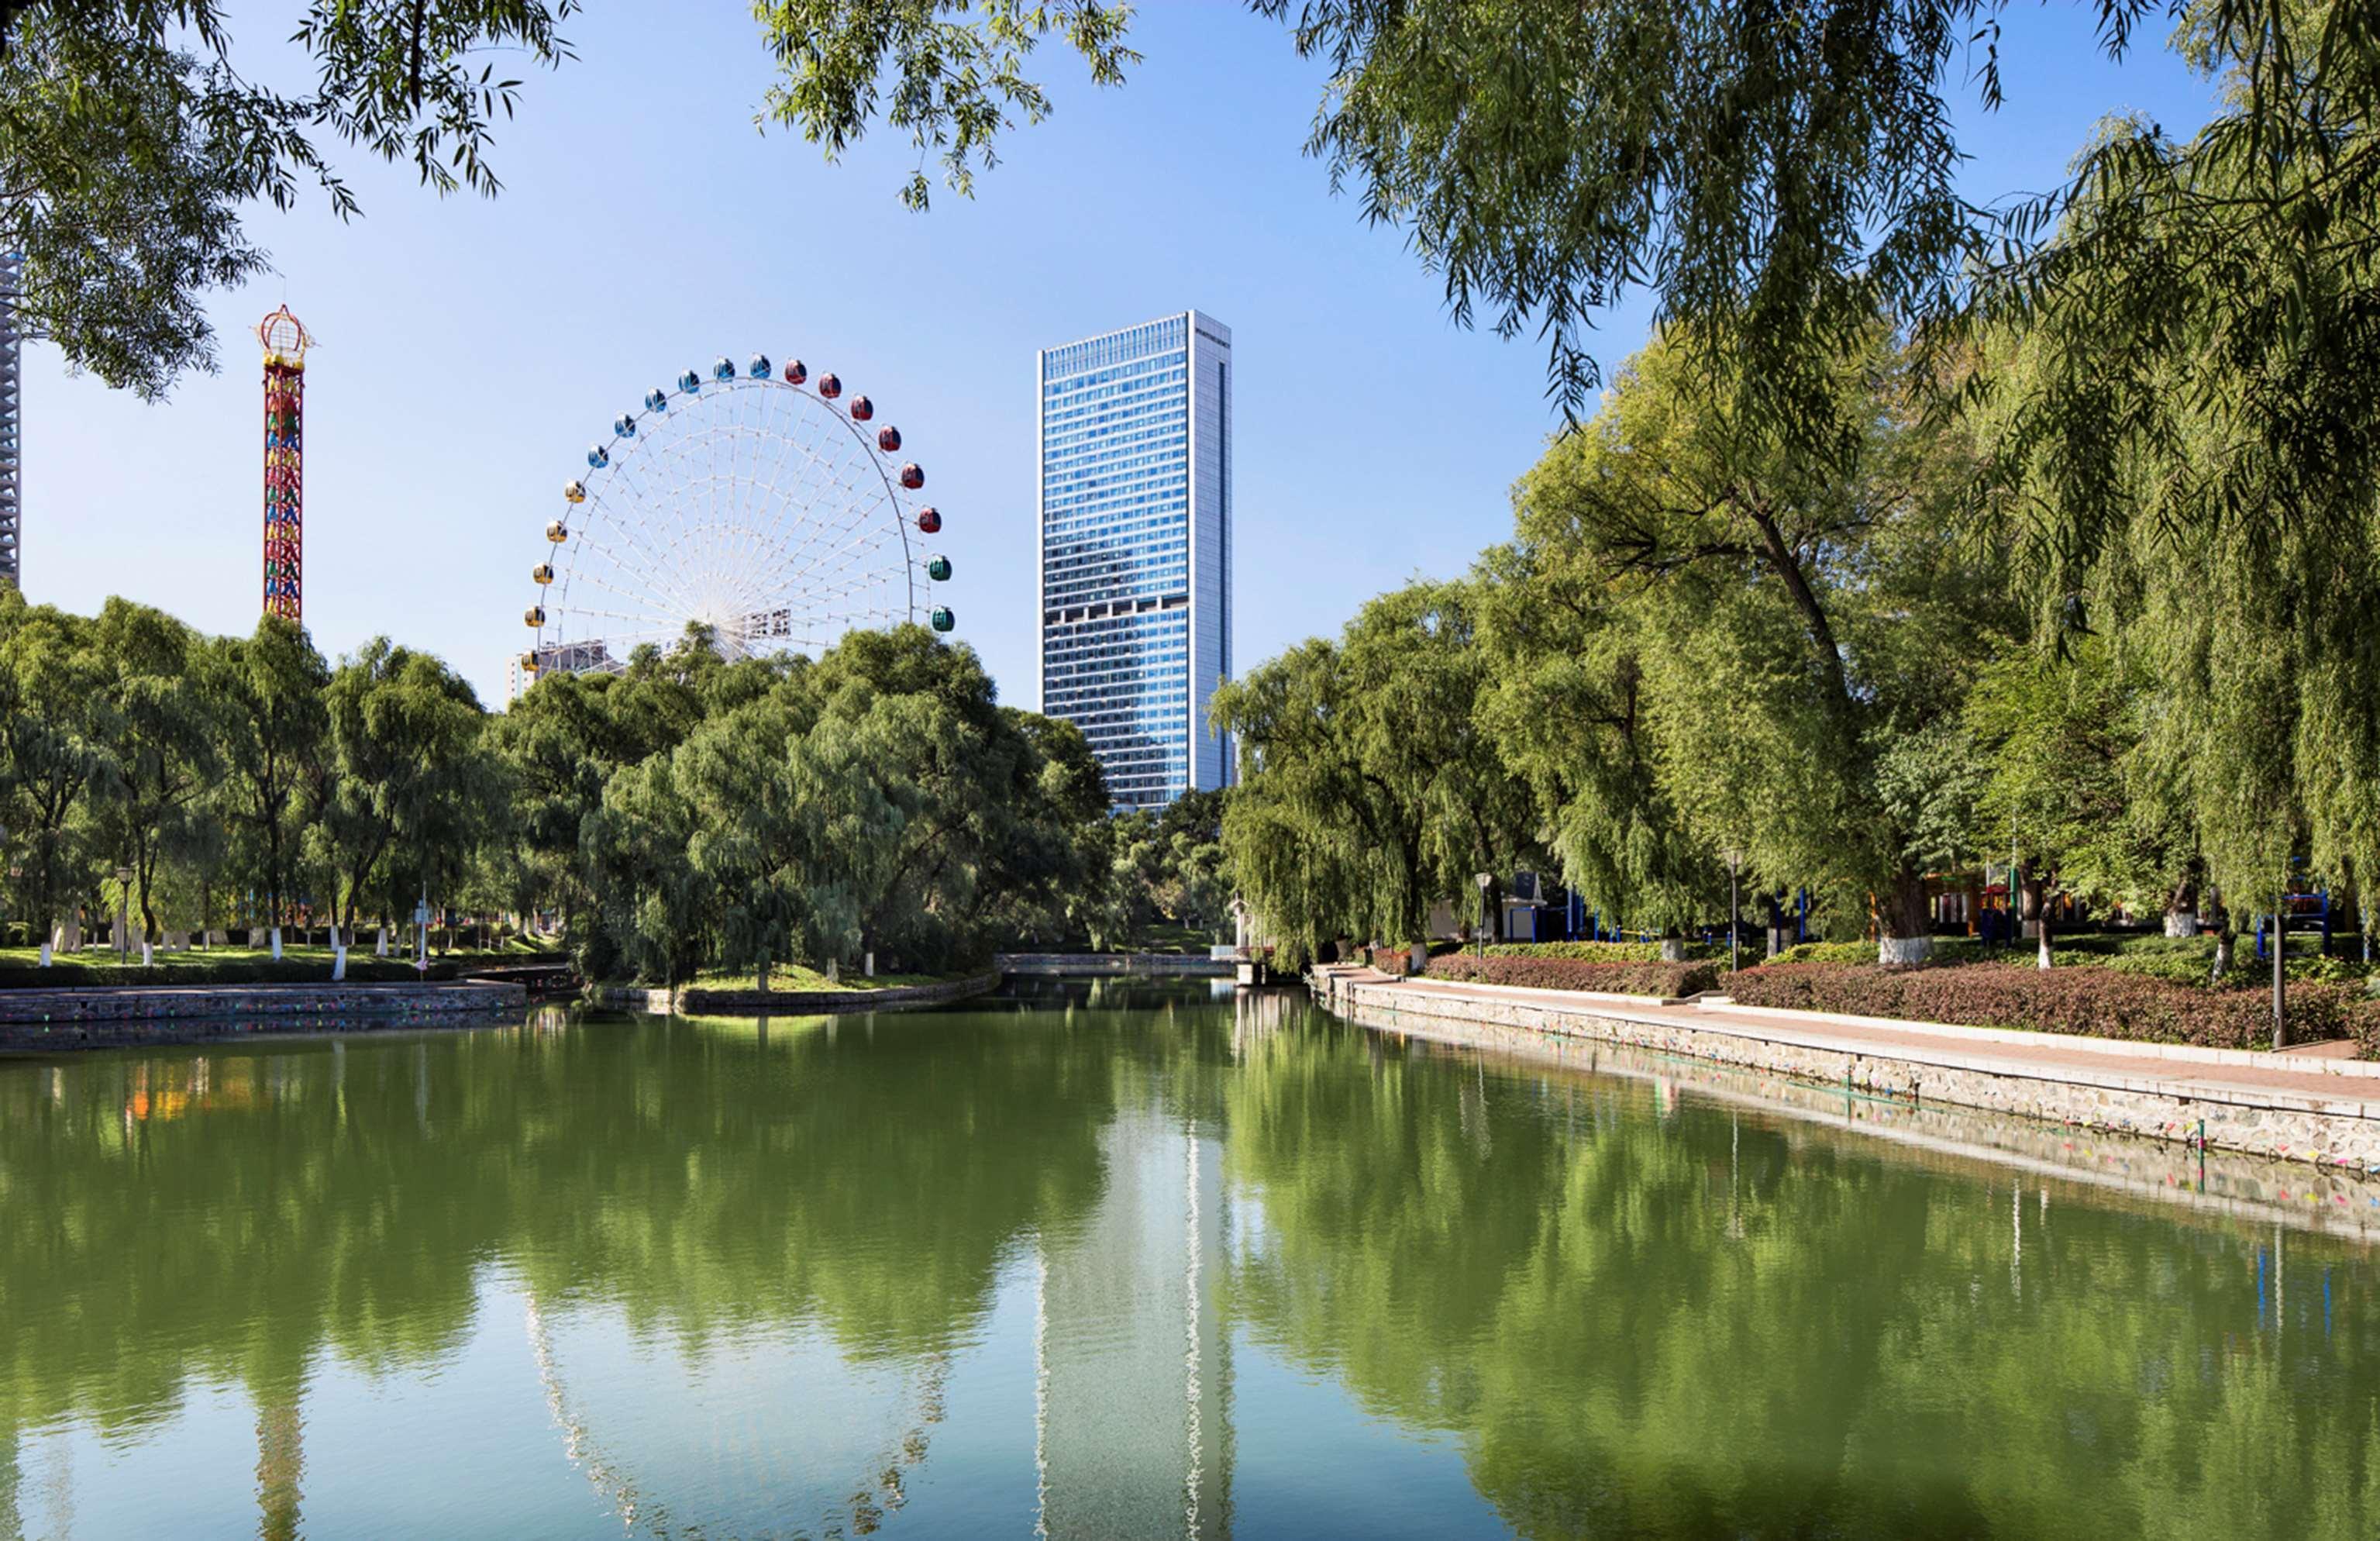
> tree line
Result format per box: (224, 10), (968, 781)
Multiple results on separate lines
(1217, 320), (2369, 977)
(0, 591), (1143, 981)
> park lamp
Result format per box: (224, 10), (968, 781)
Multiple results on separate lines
(1718, 847), (1747, 976)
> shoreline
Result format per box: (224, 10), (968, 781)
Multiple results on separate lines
(1313, 964), (2380, 1174)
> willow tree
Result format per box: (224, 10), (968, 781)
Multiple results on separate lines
(1969, 5), (2380, 1004)
(91, 599), (219, 950)
(0, 595), (115, 962)
(1215, 580), (1531, 966)
(1506, 330), (2016, 961)
(319, 639), (492, 948)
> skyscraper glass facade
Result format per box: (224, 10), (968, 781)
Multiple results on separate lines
(1038, 312), (1232, 808)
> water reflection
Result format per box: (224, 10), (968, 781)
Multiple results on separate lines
(0, 990), (2375, 1538)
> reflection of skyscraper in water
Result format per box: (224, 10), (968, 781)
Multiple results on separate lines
(1036, 1103), (1232, 1539)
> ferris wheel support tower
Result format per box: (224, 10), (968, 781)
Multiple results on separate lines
(257, 306), (312, 621)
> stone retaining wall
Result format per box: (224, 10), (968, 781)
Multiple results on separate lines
(1342, 997), (2380, 1243)
(0, 980), (522, 1024)
(1314, 969), (2380, 1174)
(0, 981), (525, 1052)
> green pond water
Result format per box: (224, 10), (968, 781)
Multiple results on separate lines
(2, 981), (2377, 1539)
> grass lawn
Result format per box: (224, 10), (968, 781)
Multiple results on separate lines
(684, 964), (963, 994)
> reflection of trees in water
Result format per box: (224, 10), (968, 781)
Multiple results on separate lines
(0, 1009), (1122, 1532)
(1223, 1014), (2380, 1539)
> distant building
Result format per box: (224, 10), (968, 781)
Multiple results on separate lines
(508, 639), (612, 705)
(1037, 312), (1234, 809)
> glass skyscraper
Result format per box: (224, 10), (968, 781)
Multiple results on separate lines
(1038, 312), (1233, 808)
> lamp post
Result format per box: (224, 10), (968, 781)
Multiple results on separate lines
(1475, 871), (1495, 959)
(1719, 848), (1745, 977)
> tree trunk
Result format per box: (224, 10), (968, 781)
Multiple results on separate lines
(2272, 904), (2288, 1050)
(2210, 891), (2234, 984)
(2164, 877), (2200, 936)
(1876, 865), (1932, 967)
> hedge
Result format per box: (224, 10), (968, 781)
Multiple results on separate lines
(0, 959), (461, 989)
(1426, 953), (1720, 998)
(1725, 961), (2358, 1050)
(1484, 939), (1678, 964)
(2351, 1002), (2380, 1060)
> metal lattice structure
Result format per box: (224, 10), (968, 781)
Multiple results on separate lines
(0, 253), (26, 588)
(258, 306), (312, 620)
(522, 351), (954, 686)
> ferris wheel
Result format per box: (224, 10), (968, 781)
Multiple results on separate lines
(522, 351), (952, 683)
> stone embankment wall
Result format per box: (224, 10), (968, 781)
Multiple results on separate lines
(1348, 998), (2380, 1243)
(0, 981), (525, 1052)
(1313, 968), (2380, 1174)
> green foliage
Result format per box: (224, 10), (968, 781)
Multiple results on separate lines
(1216, 580), (1533, 960)
(3, 2), (576, 395)
(1730, 959), (2362, 1050)
(1427, 953), (1720, 997)
(553, 624), (1112, 984)
(753, 0), (1137, 211)
(1483, 940), (1672, 964)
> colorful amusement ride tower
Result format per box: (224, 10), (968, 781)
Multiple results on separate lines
(258, 306), (312, 620)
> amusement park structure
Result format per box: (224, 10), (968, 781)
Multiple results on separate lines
(0, 252), (31, 588)
(258, 306), (312, 621)
(520, 347), (953, 690)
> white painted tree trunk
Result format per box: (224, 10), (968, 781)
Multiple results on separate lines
(1659, 938), (1686, 962)
(864, 951), (876, 978)
(2037, 928), (2054, 970)
(269, 926), (283, 960)
(140, 941), (153, 967)
(377, 927), (390, 957)
(38, 940), (51, 967)
(1877, 936), (1933, 967)
(2164, 910), (2200, 937)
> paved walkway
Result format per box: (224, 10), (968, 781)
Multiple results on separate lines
(1319, 967), (2380, 1119)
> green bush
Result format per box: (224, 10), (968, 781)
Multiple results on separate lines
(1427, 953), (1720, 997)
(1728, 960), (2358, 1049)
(1766, 936), (1990, 967)
(1485, 939), (1669, 963)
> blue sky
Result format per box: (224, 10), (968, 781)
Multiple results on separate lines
(26, 5), (2216, 709)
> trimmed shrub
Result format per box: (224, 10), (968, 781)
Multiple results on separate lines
(1726, 961), (2356, 1050)
(1426, 953), (1720, 998)
(1768, 936), (1992, 967)
(2351, 1001), (2380, 1060)
(1485, 939), (1670, 963)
